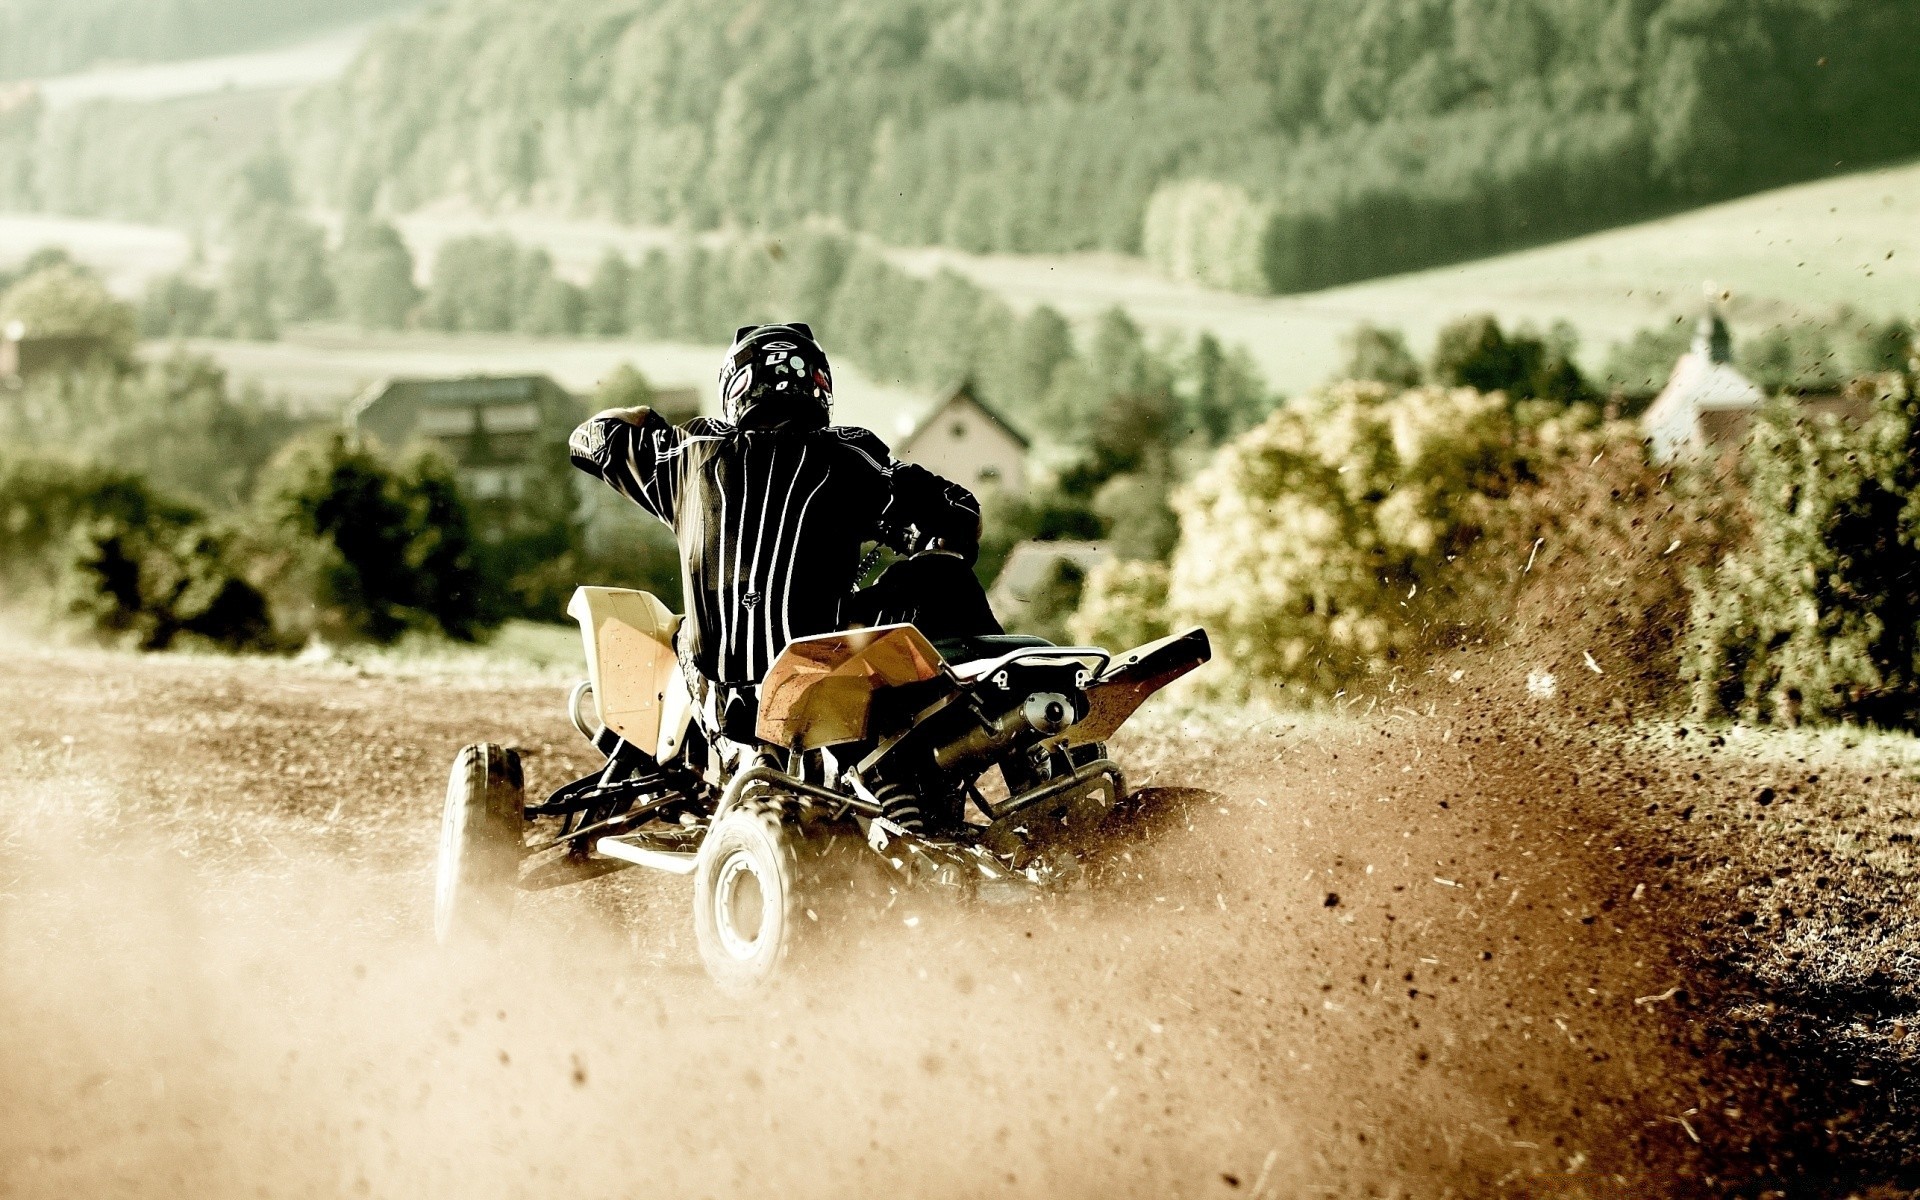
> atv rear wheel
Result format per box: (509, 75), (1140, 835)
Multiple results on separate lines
(434, 742), (526, 945)
(693, 800), (813, 994)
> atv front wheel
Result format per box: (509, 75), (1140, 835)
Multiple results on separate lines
(693, 800), (812, 994)
(434, 742), (526, 945)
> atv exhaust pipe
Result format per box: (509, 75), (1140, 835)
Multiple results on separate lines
(931, 691), (1077, 774)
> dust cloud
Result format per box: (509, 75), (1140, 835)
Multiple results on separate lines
(0, 647), (1805, 1198)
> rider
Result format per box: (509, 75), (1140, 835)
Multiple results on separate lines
(569, 323), (1001, 745)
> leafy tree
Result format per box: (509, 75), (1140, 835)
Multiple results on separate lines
(0, 0), (413, 81)
(1093, 469), (1178, 562)
(0, 245), (75, 293)
(279, 0), (1920, 296)
(219, 204), (336, 337)
(585, 250), (632, 337)
(1430, 314), (1592, 406)
(1004, 304), (1075, 418)
(1, 354), (295, 509)
(1684, 380), (1920, 729)
(332, 219), (419, 330)
(1339, 323), (1423, 388)
(626, 248), (674, 338)
(522, 274), (586, 337)
(420, 234), (520, 333)
(139, 273), (219, 338)
(1841, 317), (1915, 378)
(253, 434), (491, 644)
(1430, 314), (1535, 395)
(593, 363), (657, 412)
(1187, 333), (1272, 442)
(976, 486), (1104, 586)
(1602, 319), (1694, 395)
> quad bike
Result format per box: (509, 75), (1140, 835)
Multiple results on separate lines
(435, 583), (1209, 993)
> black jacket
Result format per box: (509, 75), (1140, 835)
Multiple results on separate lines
(569, 408), (982, 687)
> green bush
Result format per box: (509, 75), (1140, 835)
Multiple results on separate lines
(1165, 381), (1558, 696)
(252, 434), (492, 645)
(0, 452), (269, 650)
(1339, 324), (1422, 389)
(1684, 379), (1920, 728)
(62, 513), (270, 651)
(1070, 558), (1171, 652)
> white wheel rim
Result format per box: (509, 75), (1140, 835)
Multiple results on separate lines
(712, 850), (773, 961)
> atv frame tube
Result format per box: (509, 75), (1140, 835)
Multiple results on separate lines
(988, 757), (1125, 823)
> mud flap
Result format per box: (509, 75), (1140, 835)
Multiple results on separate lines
(1072, 627), (1211, 743)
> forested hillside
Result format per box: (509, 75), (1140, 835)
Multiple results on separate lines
(287, 0), (1920, 294)
(0, 0), (410, 81)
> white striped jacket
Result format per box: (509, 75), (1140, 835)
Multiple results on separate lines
(570, 408), (981, 687)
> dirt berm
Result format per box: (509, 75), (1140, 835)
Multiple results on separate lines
(0, 644), (1910, 1198)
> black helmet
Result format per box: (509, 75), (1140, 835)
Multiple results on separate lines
(718, 323), (833, 429)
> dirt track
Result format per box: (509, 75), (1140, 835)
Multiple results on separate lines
(0, 643), (1910, 1198)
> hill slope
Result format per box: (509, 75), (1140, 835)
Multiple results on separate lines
(896, 158), (1920, 392)
(288, 0), (1920, 294)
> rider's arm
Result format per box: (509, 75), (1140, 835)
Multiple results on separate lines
(568, 406), (686, 523)
(879, 460), (984, 563)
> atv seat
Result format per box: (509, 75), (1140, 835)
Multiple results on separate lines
(932, 633), (1053, 666)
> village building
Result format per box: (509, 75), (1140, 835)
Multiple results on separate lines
(350, 374), (582, 501)
(1, 321), (110, 385)
(1641, 310), (1880, 463)
(893, 379), (1029, 496)
(1640, 312), (1767, 464)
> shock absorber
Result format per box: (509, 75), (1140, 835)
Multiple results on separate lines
(868, 777), (928, 834)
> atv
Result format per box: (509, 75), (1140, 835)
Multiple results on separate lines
(435, 583), (1209, 993)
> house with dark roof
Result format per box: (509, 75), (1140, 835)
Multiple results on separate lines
(893, 379), (1029, 495)
(350, 374), (582, 501)
(1, 321), (111, 385)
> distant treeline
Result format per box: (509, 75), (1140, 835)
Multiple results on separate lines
(143, 216), (1272, 458)
(280, 0), (1920, 294)
(0, 0), (412, 81)
(0, 90), (278, 231)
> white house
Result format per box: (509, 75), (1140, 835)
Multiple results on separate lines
(1641, 311), (1765, 464)
(894, 380), (1030, 496)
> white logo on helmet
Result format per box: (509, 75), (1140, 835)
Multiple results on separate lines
(725, 367), (753, 401)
